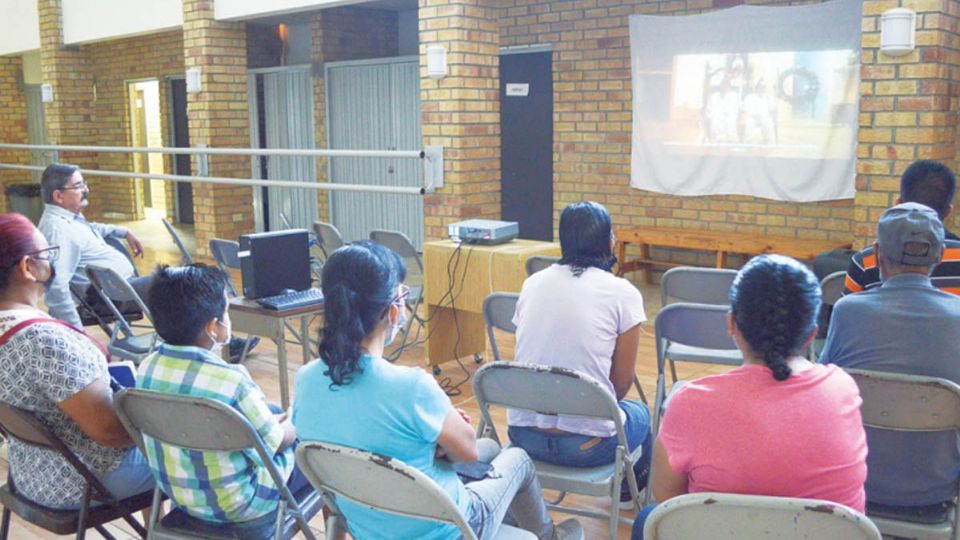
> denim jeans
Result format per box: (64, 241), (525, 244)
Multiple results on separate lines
(507, 399), (651, 496)
(630, 503), (658, 540)
(465, 444), (556, 540)
(54, 447), (155, 510)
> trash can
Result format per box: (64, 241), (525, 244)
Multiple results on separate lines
(6, 183), (43, 224)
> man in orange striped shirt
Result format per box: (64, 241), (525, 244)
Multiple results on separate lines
(843, 160), (960, 296)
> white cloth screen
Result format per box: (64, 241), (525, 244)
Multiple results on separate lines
(629, 0), (863, 202)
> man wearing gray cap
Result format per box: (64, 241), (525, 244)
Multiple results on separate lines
(821, 202), (960, 515)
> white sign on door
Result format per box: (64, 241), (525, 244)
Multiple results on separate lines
(505, 83), (529, 97)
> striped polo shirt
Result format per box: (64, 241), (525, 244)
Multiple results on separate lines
(843, 230), (960, 296)
(137, 344), (293, 524)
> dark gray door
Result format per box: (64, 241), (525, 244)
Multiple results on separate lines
(500, 51), (553, 241)
(169, 78), (194, 224)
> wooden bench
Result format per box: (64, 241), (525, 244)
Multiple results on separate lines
(615, 226), (852, 284)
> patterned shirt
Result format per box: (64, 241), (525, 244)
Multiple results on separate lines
(843, 229), (960, 296)
(137, 343), (292, 523)
(0, 307), (128, 508)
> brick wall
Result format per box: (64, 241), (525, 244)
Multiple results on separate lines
(420, 0), (502, 239)
(498, 0), (863, 266)
(0, 57), (29, 214)
(83, 30), (184, 221)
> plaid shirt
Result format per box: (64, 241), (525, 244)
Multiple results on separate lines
(137, 344), (293, 523)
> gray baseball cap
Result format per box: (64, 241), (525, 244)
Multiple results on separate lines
(877, 202), (944, 266)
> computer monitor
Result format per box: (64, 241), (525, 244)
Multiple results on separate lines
(239, 229), (312, 298)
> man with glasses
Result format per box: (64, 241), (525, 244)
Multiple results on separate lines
(37, 163), (259, 362)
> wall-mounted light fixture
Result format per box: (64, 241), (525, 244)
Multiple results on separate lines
(185, 67), (202, 93)
(40, 83), (54, 103)
(426, 45), (448, 80)
(880, 8), (916, 57)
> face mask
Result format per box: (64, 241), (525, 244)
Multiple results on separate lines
(384, 304), (407, 347)
(42, 264), (56, 291)
(206, 319), (231, 354)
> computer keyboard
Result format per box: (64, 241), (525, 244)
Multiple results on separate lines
(256, 288), (324, 311)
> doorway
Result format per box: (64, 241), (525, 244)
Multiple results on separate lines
(168, 77), (194, 224)
(127, 79), (165, 216)
(499, 49), (554, 241)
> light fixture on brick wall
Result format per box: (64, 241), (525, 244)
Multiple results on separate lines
(880, 8), (916, 57)
(186, 67), (202, 93)
(426, 45), (447, 80)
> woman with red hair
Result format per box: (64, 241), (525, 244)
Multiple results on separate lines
(0, 213), (153, 509)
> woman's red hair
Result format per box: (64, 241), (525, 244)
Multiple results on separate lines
(0, 213), (40, 268)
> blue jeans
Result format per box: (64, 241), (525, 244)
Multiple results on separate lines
(631, 504), (658, 540)
(54, 447), (155, 510)
(507, 399), (651, 496)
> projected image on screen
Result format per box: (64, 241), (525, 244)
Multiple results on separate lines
(659, 51), (857, 159)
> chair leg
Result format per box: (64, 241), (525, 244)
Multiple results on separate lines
(0, 507), (10, 540)
(94, 524), (118, 540)
(668, 359), (678, 384)
(76, 485), (92, 540)
(632, 375), (648, 405)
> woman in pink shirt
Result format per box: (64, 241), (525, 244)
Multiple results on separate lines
(632, 254), (867, 539)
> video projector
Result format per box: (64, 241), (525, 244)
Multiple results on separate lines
(448, 219), (519, 246)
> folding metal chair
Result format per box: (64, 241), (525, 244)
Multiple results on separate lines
(312, 221), (347, 259)
(643, 492), (881, 540)
(208, 238), (241, 297)
(482, 292), (647, 403)
(659, 267), (741, 382)
(847, 369), (960, 540)
(473, 362), (644, 539)
(85, 265), (159, 365)
(369, 229), (425, 361)
(295, 441), (534, 540)
(72, 236), (145, 335)
(0, 402), (152, 540)
(525, 256), (559, 276)
(160, 218), (193, 266)
(810, 270), (846, 361)
(114, 389), (322, 540)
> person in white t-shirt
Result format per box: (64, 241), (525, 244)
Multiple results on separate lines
(508, 201), (651, 507)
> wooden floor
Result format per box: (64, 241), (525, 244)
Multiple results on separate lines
(0, 213), (733, 539)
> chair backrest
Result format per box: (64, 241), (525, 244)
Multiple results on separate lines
(472, 362), (624, 438)
(103, 234), (140, 278)
(86, 265), (152, 325)
(525, 255), (559, 276)
(660, 267), (738, 307)
(846, 369), (960, 432)
(313, 221), (346, 258)
(482, 292), (519, 361)
(654, 303), (738, 371)
(370, 229), (422, 272)
(209, 238), (241, 270)
(0, 401), (58, 450)
(820, 270), (847, 307)
(279, 212), (293, 230)
(295, 441), (477, 539)
(161, 218), (194, 266)
(644, 492), (881, 540)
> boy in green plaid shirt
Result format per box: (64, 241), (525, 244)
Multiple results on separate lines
(137, 264), (309, 524)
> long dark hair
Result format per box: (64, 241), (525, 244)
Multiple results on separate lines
(318, 240), (405, 387)
(558, 201), (615, 277)
(729, 254), (821, 381)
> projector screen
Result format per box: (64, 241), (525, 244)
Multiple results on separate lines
(629, 0), (863, 202)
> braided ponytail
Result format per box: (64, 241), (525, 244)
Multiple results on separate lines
(318, 241), (405, 388)
(729, 255), (821, 382)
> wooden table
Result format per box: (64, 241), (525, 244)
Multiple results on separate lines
(228, 297), (324, 409)
(423, 239), (560, 371)
(615, 226), (852, 283)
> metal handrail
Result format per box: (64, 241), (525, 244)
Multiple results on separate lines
(0, 143), (423, 159)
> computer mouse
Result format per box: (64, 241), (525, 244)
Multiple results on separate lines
(280, 288), (297, 295)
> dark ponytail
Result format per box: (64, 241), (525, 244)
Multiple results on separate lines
(318, 241), (405, 387)
(729, 254), (821, 381)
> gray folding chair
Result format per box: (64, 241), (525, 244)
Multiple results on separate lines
(0, 402), (152, 540)
(643, 492), (881, 540)
(208, 238), (241, 297)
(295, 441), (534, 540)
(369, 229), (425, 361)
(161, 218), (194, 266)
(114, 389), (322, 540)
(525, 255), (559, 276)
(85, 265), (159, 365)
(473, 362), (643, 539)
(847, 369), (960, 540)
(810, 270), (846, 361)
(312, 221), (347, 259)
(659, 267), (741, 382)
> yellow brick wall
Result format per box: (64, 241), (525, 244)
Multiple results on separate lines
(0, 57), (29, 214)
(498, 0), (861, 264)
(83, 30), (184, 221)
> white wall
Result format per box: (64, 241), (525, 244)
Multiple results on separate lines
(215, 0), (366, 21)
(0, 0), (40, 56)
(62, 0), (182, 45)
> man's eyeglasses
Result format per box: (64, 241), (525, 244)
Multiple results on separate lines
(59, 181), (87, 191)
(28, 246), (60, 263)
